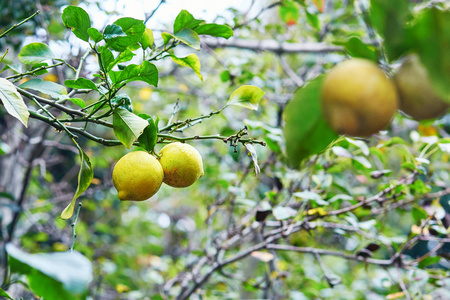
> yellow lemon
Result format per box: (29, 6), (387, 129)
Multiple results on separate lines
(321, 58), (398, 137)
(112, 151), (164, 201)
(394, 54), (449, 121)
(158, 142), (204, 188)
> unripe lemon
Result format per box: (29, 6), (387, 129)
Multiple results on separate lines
(158, 142), (204, 188)
(394, 54), (449, 121)
(321, 58), (398, 137)
(112, 151), (164, 201)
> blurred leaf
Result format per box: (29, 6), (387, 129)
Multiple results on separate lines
(294, 191), (328, 206)
(138, 114), (158, 152)
(280, 0), (300, 25)
(283, 76), (338, 168)
(334, 36), (377, 62)
(68, 98), (86, 108)
(227, 85), (265, 110)
(6, 243), (92, 300)
(305, 9), (320, 31)
(273, 206), (297, 220)
(0, 78), (29, 127)
(171, 53), (203, 81)
(251, 251), (274, 262)
(62, 6), (91, 42)
(20, 78), (68, 100)
(346, 137), (370, 156)
(105, 18), (145, 52)
(332, 146), (352, 158)
(412, 205), (428, 224)
(194, 24), (233, 39)
(245, 144), (260, 174)
(61, 146), (93, 219)
(370, 0), (412, 61)
(140, 28), (154, 49)
(0, 191), (15, 200)
(65, 78), (98, 91)
(411, 8), (450, 102)
(18, 42), (55, 64)
(113, 108), (149, 148)
(418, 256), (440, 268)
(0, 288), (13, 300)
(312, 0), (325, 13)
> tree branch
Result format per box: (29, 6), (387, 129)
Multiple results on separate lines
(201, 37), (344, 54)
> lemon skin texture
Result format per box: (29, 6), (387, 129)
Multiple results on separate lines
(158, 142), (204, 188)
(394, 54), (449, 121)
(321, 58), (399, 137)
(112, 151), (164, 201)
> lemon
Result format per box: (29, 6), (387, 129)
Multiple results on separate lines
(112, 151), (164, 201)
(394, 54), (449, 121)
(321, 58), (398, 137)
(158, 142), (204, 188)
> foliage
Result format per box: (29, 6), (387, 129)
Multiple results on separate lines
(0, 0), (449, 299)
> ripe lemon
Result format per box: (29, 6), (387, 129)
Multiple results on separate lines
(394, 54), (449, 121)
(158, 142), (204, 188)
(321, 58), (398, 137)
(112, 151), (164, 201)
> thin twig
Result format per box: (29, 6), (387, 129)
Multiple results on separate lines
(0, 11), (40, 39)
(70, 202), (83, 252)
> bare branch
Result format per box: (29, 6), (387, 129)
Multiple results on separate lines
(202, 37), (344, 54)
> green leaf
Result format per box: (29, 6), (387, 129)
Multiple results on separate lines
(19, 78), (68, 100)
(334, 36), (377, 62)
(227, 85), (265, 110)
(411, 8), (450, 102)
(194, 24), (233, 39)
(87, 27), (103, 43)
(171, 53), (202, 81)
(65, 78), (98, 91)
(113, 108), (149, 148)
(174, 28), (200, 50)
(282, 75), (339, 168)
(62, 6), (91, 42)
(99, 48), (114, 71)
(18, 42), (55, 64)
(0, 288), (13, 300)
(103, 24), (126, 40)
(161, 32), (173, 46)
(6, 243), (92, 300)
(111, 94), (133, 112)
(107, 49), (135, 72)
(369, 0), (412, 61)
(140, 28), (154, 49)
(61, 146), (93, 219)
(68, 98), (86, 108)
(138, 114), (158, 152)
(0, 78), (29, 127)
(173, 10), (204, 33)
(111, 61), (158, 86)
(105, 18), (145, 52)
